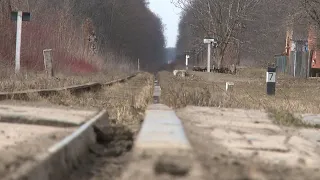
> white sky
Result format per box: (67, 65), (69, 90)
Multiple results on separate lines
(148, 0), (181, 48)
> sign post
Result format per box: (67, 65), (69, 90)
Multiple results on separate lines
(185, 54), (190, 70)
(204, 38), (217, 72)
(11, 11), (31, 74)
(266, 67), (276, 95)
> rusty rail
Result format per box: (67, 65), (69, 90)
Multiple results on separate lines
(0, 73), (138, 100)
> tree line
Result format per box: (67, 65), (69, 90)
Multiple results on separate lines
(0, 0), (165, 73)
(173, 0), (319, 68)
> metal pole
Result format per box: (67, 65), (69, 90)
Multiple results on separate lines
(207, 43), (211, 72)
(15, 11), (23, 74)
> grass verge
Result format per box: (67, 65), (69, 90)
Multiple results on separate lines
(0, 71), (131, 92)
(268, 108), (320, 128)
(159, 69), (320, 128)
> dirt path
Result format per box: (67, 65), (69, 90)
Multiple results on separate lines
(177, 106), (320, 180)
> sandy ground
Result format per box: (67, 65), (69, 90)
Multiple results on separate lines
(0, 102), (100, 178)
(177, 106), (320, 180)
(0, 123), (74, 177)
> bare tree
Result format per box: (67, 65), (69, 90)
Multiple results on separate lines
(0, 0), (166, 72)
(172, 0), (260, 68)
(175, 0), (310, 67)
(303, 0), (320, 26)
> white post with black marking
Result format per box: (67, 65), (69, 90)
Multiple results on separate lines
(266, 67), (276, 95)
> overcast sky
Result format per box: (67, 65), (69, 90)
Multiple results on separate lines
(148, 0), (181, 48)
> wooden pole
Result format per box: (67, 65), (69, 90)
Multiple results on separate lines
(43, 49), (54, 77)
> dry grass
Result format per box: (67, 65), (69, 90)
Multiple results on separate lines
(268, 109), (320, 128)
(159, 69), (320, 127)
(0, 72), (154, 179)
(0, 71), (132, 92)
(7, 72), (154, 132)
(159, 71), (233, 109)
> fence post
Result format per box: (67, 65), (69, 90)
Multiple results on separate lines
(43, 49), (54, 77)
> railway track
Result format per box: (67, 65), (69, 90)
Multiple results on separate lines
(0, 73), (137, 101)
(1, 72), (204, 180)
(0, 73), (143, 180)
(5, 71), (320, 180)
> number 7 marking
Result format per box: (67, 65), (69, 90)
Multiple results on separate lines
(269, 73), (274, 80)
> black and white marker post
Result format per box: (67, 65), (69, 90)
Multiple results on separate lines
(266, 67), (276, 95)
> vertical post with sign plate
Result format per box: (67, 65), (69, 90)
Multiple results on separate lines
(204, 38), (216, 73)
(266, 67), (276, 95)
(204, 38), (218, 73)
